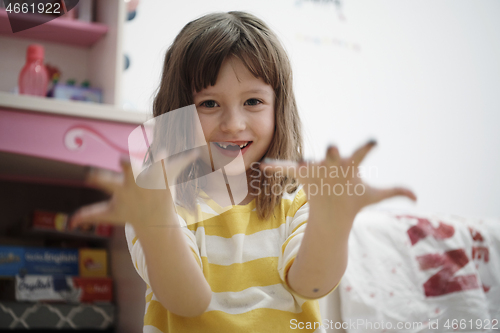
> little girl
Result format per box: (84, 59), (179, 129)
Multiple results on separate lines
(70, 11), (416, 333)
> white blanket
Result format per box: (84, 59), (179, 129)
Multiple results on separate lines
(339, 209), (500, 333)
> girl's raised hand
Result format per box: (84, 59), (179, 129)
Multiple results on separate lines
(261, 140), (417, 222)
(69, 149), (199, 230)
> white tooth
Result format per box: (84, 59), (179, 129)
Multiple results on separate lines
(217, 142), (249, 149)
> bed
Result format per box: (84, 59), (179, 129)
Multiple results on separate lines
(318, 209), (500, 332)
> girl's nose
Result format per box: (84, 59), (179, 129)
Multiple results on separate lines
(220, 107), (246, 133)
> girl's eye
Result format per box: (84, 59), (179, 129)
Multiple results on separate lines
(245, 98), (262, 106)
(199, 99), (262, 108)
(200, 100), (218, 108)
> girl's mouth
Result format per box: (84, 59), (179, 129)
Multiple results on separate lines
(212, 141), (253, 157)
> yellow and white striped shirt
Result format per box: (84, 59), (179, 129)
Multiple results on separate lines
(125, 185), (339, 332)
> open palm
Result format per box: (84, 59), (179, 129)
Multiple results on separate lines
(261, 140), (417, 221)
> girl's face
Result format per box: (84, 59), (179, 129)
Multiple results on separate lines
(193, 57), (275, 174)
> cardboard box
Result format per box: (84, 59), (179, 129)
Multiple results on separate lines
(30, 210), (113, 238)
(32, 210), (68, 231)
(95, 224), (114, 237)
(15, 275), (112, 303)
(1, 246), (112, 278)
(0, 246), (79, 277)
(79, 249), (107, 277)
(24, 247), (79, 276)
(73, 277), (113, 303)
(0, 247), (25, 277)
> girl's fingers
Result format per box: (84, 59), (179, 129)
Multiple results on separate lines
(120, 155), (132, 172)
(351, 139), (377, 167)
(120, 156), (137, 186)
(86, 167), (124, 194)
(325, 145), (340, 165)
(69, 201), (120, 230)
(370, 186), (417, 205)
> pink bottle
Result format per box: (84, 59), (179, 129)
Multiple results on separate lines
(18, 44), (49, 96)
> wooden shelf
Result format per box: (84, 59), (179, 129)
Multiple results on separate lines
(23, 228), (110, 242)
(0, 151), (88, 187)
(0, 8), (108, 48)
(0, 92), (149, 124)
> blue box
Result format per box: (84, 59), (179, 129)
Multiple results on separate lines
(0, 246), (79, 276)
(0, 246), (26, 276)
(53, 84), (102, 103)
(24, 248), (79, 276)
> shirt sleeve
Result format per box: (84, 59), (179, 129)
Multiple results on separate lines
(277, 187), (341, 301)
(124, 216), (203, 287)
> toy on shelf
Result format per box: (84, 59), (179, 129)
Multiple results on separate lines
(29, 209), (114, 239)
(45, 62), (61, 98)
(52, 79), (103, 103)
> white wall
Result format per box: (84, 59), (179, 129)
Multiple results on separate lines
(122, 0), (500, 219)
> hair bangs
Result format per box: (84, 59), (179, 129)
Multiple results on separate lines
(185, 13), (279, 95)
(232, 46), (279, 92)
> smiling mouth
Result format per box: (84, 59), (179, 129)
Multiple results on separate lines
(214, 141), (252, 150)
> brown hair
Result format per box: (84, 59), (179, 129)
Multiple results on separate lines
(151, 11), (303, 220)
